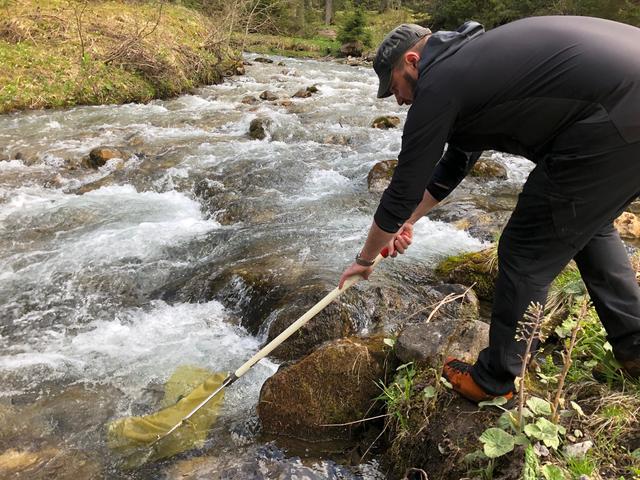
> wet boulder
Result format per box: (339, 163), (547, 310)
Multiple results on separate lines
(371, 116), (401, 129)
(292, 85), (318, 99)
(470, 158), (508, 179)
(614, 211), (640, 239)
(84, 147), (125, 168)
(367, 159), (397, 193)
(257, 337), (389, 441)
(323, 134), (351, 146)
(249, 118), (271, 140)
(264, 285), (366, 361)
(395, 318), (489, 366)
(339, 41), (363, 57)
(366, 281), (480, 334)
(241, 95), (259, 105)
(292, 89), (312, 99)
(254, 57), (274, 64)
(259, 91), (278, 101)
(434, 246), (498, 301)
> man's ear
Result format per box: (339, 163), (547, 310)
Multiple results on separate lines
(403, 51), (420, 69)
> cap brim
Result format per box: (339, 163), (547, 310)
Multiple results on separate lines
(376, 70), (393, 99)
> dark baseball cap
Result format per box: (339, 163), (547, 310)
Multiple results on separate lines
(373, 24), (431, 98)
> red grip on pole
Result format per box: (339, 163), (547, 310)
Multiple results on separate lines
(380, 233), (411, 258)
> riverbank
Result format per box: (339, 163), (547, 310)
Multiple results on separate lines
(0, 0), (242, 114)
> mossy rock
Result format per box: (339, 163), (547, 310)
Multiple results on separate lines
(469, 159), (508, 179)
(249, 118), (270, 140)
(371, 116), (401, 129)
(257, 336), (391, 441)
(434, 246), (498, 301)
(367, 159), (397, 193)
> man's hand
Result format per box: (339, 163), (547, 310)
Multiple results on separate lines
(338, 262), (373, 289)
(387, 223), (414, 257)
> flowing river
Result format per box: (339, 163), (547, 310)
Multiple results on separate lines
(0, 54), (534, 478)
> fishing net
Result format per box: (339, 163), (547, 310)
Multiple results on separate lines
(106, 366), (227, 468)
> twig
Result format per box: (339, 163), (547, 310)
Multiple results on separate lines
(319, 412), (390, 427)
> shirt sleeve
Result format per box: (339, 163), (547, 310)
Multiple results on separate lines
(426, 146), (482, 201)
(374, 91), (458, 233)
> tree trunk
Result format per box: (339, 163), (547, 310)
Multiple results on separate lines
(324, 0), (333, 25)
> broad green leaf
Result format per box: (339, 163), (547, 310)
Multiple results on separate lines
(479, 396), (508, 408)
(527, 397), (552, 416)
(479, 427), (515, 458)
(383, 338), (395, 348)
(422, 385), (436, 399)
(630, 448), (640, 459)
(524, 418), (562, 449)
(541, 464), (565, 480)
(514, 433), (530, 446)
(498, 411), (517, 430)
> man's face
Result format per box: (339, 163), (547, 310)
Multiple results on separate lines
(389, 53), (419, 106)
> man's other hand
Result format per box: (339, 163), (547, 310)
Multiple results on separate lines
(338, 262), (374, 289)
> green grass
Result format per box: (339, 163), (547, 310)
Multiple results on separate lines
(0, 0), (239, 113)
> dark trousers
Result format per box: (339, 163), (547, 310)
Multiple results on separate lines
(471, 138), (640, 395)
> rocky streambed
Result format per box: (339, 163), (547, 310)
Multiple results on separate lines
(2, 53), (640, 479)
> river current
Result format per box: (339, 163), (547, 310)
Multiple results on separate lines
(0, 54), (534, 478)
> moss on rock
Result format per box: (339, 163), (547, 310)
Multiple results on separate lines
(257, 336), (392, 441)
(434, 246), (498, 301)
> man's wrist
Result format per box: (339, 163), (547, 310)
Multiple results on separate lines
(355, 252), (375, 267)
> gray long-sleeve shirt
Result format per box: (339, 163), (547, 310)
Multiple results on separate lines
(374, 16), (640, 233)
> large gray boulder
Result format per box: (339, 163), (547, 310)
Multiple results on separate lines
(395, 318), (489, 365)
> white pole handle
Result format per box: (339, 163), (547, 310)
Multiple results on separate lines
(234, 252), (386, 378)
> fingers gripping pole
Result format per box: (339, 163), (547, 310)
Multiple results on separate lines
(234, 252), (386, 378)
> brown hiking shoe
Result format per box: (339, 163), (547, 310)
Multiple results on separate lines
(443, 357), (513, 403)
(621, 358), (640, 378)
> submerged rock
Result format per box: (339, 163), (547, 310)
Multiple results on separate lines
(371, 116), (400, 129)
(257, 337), (389, 441)
(323, 134), (351, 146)
(367, 159), (397, 193)
(469, 158), (508, 179)
(0, 447), (101, 480)
(249, 118), (271, 140)
(241, 95), (259, 105)
(259, 91), (278, 101)
(254, 57), (274, 64)
(292, 85), (319, 99)
(84, 147), (125, 168)
(614, 211), (640, 239)
(395, 318), (489, 366)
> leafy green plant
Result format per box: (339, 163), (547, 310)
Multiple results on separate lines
(375, 362), (416, 432)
